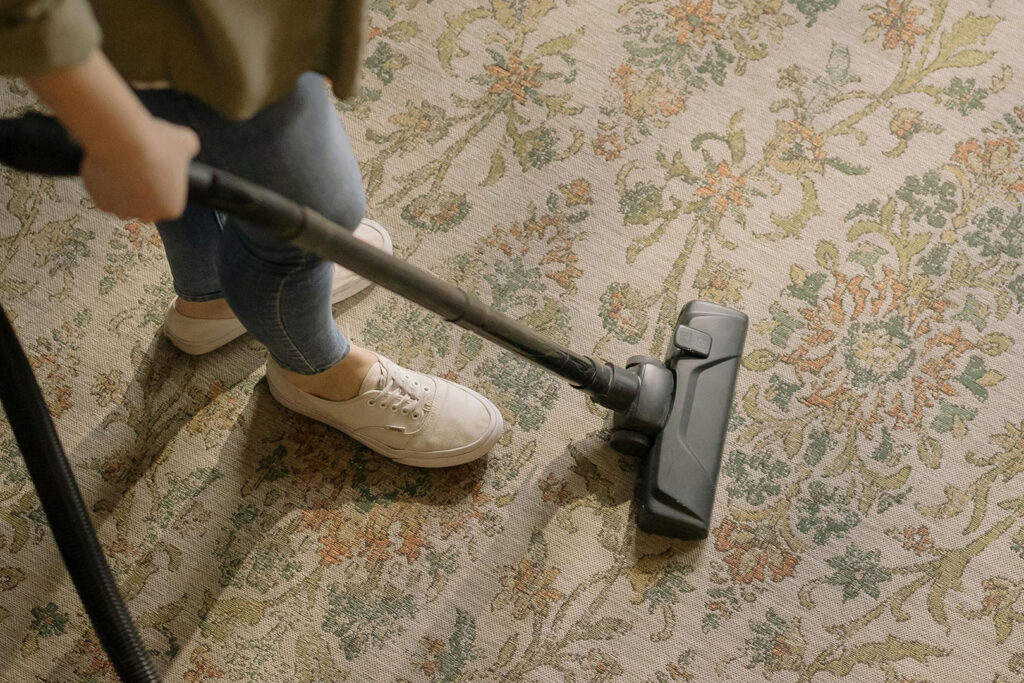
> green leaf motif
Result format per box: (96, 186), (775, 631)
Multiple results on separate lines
(848, 219), (883, 241)
(727, 110), (746, 165)
(765, 177), (822, 241)
(743, 349), (779, 371)
(535, 28), (585, 57)
(939, 13), (1001, 54)
(436, 610), (477, 682)
(483, 147), (506, 186)
(823, 636), (948, 676)
(825, 545), (891, 602)
(936, 49), (995, 70)
(567, 616), (633, 642)
(824, 157), (870, 175)
(977, 332), (1013, 356)
(437, 7), (490, 72)
(788, 0), (841, 27)
(815, 240), (840, 270)
(918, 436), (943, 468)
(957, 355), (1005, 401)
(768, 302), (806, 347)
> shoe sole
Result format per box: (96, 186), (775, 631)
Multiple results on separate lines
(265, 368), (503, 468)
(162, 319), (246, 355)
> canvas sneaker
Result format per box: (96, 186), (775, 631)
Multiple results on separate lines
(163, 218), (392, 355)
(265, 354), (503, 468)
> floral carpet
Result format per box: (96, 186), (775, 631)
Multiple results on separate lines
(3, 0), (1024, 680)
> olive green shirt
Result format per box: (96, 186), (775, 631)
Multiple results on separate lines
(0, 0), (366, 119)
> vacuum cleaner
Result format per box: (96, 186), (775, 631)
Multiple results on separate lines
(0, 113), (747, 681)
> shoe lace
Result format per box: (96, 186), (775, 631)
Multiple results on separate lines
(373, 363), (429, 417)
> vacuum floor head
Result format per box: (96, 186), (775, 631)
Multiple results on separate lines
(611, 301), (748, 540)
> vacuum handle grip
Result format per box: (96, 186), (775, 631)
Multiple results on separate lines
(0, 113), (84, 176)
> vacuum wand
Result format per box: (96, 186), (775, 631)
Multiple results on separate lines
(186, 163), (643, 412)
(0, 112), (641, 410)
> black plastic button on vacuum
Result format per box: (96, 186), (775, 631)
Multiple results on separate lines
(673, 325), (712, 358)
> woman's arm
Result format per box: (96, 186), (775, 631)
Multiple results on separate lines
(1, 1), (198, 220)
(24, 50), (199, 221)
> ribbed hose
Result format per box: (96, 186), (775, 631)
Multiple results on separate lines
(0, 304), (161, 682)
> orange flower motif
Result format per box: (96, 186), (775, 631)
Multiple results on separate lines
(611, 63), (635, 91)
(902, 525), (934, 555)
(771, 634), (796, 660)
(787, 266), (965, 435)
(978, 577), (1024, 615)
(485, 55), (542, 105)
(611, 63), (686, 121)
(124, 220), (162, 249)
(890, 111), (923, 140)
(183, 645), (226, 681)
(952, 137), (1022, 174)
(316, 533), (353, 567)
(497, 557), (565, 618)
(559, 178), (592, 206)
(667, 0), (726, 47)
(539, 472), (571, 504)
(869, 0), (927, 50)
(397, 526), (431, 563)
(951, 137), (1024, 193)
(606, 291), (642, 335)
(69, 633), (118, 678)
(593, 132), (626, 160)
(788, 119), (826, 160)
(417, 637), (446, 676)
(951, 138), (983, 167)
(713, 517), (799, 584)
(694, 161), (751, 214)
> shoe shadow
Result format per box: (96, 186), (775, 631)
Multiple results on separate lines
(1, 330), (263, 678)
(77, 333), (266, 515)
(41, 362), (488, 679)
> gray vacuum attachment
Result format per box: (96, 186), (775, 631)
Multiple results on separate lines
(633, 301), (748, 539)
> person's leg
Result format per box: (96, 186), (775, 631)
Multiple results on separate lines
(140, 75), (367, 380)
(134, 88), (230, 316)
(185, 74), (379, 396)
(140, 75), (502, 465)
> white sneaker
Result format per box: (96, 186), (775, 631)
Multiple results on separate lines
(163, 219), (392, 355)
(265, 354), (503, 468)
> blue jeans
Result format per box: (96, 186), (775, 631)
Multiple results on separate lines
(135, 73), (365, 374)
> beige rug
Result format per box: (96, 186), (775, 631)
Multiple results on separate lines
(3, 0), (1024, 680)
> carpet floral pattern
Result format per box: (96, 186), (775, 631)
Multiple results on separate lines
(2, 0), (1024, 680)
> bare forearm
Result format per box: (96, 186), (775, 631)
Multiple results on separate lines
(24, 49), (152, 158)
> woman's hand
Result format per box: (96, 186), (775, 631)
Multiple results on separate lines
(81, 116), (199, 221)
(26, 50), (199, 221)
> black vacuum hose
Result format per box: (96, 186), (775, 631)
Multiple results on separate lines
(0, 304), (161, 682)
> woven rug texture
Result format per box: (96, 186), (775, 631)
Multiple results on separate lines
(2, 0), (1024, 680)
